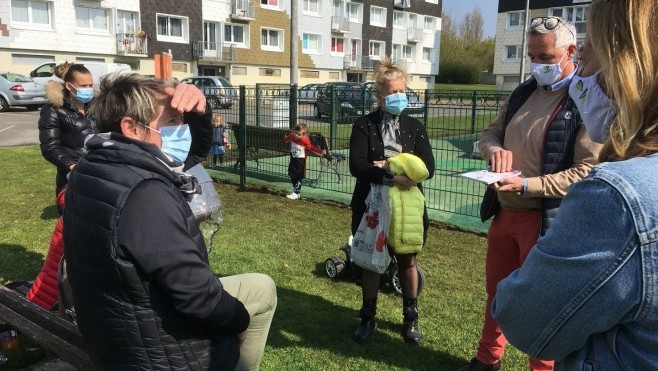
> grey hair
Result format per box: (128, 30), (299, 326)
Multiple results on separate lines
(90, 73), (176, 133)
(373, 56), (407, 97)
(528, 17), (577, 50)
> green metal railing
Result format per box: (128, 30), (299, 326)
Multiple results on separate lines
(204, 85), (511, 221)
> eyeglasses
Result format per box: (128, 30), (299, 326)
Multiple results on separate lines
(530, 16), (575, 38)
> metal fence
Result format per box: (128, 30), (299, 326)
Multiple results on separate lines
(203, 84), (511, 222)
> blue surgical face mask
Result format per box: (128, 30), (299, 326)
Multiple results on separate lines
(148, 124), (192, 163)
(384, 92), (408, 115)
(68, 83), (94, 104)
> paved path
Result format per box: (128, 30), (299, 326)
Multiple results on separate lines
(0, 109), (40, 147)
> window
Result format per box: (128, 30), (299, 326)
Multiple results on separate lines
(304, 0), (320, 14)
(504, 45), (522, 61)
(408, 13), (418, 29)
(331, 37), (344, 54)
(422, 47), (432, 62)
(347, 3), (361, 22)
(261, 0), (279, 8)
(225, 24), (247, 47)
(156, 14), (189, 43)
(392, 44), (402, 61)
(503, 75), (520, 84)
(369, 40), (384, 59)
(75, 6), (109, 31)
(370, 6), (386, 27)
(402, 45), (413, 60)
(233, 66), (247, 75)
(507, 11), (525, 28)
(261, 28), (283, 51)
(392, 11), (406, 28)
(204, 22), (219, 50)
(302, 33), (321, 54)
(117, 10), (138, 34)
(11, 0), (52, 28)
(423, 16), (436, 32)
(550, 5), (589, 34)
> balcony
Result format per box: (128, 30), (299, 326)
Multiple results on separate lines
(343, 55), (375, 71)
(193, 41), (236, 63)
(231, 0), (256, 20)
(331, 16), (350, 33)
(407, 28), (423, 43)
(393, 0), (410, 9)
(116, 33), (148, 56)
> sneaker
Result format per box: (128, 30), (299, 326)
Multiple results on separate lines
(286, 193), (300, 200)
(454, 358), (501, 371)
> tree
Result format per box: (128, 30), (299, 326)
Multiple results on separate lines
(460, 6), (485, 47)
(441, 11), (456, 37)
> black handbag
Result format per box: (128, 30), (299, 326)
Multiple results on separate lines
(479, 187), (500, 222)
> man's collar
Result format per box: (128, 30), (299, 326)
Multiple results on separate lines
(538, 68), (577, 92)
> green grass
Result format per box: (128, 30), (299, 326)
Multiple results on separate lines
(0, 145), (529, 370)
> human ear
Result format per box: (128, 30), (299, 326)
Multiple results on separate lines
(120, 117), (142, 139)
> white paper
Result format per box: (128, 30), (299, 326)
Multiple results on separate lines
(458, 169), (522, 185)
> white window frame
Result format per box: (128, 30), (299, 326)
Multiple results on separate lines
(423, 16), (436, 32)
(370, 6), (386, 27)
(156, 13), (189, 43)
(393, 10), (405, 28)
(224, 23), (248, 48)
(11, 0), (53, 30)
(369, 40), (385, 59)
(402, 45), (413, 60)
(422, 47), (432, 62)
(507, 11), (525, 29)
(504, 45), (523, 62)
(331, 36), (345, 55)
(408, 13), (418, 29)
(75, 6), (110, 34)
(260, 0), (280, 10)
(392, 44), (402, 61)
(549, 5), (589, 35)
(261, 27), (283, 52)
(116, 9), (139, 34)
(302, 33), (322, 54)
(303, 0), (321, 16)
(346, 3), (362, 23)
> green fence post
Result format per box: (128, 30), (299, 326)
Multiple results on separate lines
(255, 83), (261, 127)
(330, 85), (338, 151)
(290, 83), (298, 130)
(470, 90), (477, 134)
(239, 85), (247, 186)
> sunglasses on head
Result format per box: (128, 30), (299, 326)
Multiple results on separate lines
(530, 16), (575, 38)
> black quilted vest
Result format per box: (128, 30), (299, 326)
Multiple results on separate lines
(63, 134), (238, 371)
(504, 77), (582, 235)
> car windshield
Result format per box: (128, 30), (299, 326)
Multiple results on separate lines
(1, 73), (33, 83)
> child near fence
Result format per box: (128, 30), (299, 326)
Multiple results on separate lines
(210, 115), (231, 167)
(283, 123), (324, 199)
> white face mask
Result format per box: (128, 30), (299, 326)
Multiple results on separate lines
(568, 70), (616, 143)
(531, 51), (567, 86)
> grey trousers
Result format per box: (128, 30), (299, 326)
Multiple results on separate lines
(219, 273), (277, 371)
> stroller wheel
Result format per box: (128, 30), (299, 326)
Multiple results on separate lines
(325, 257), (345, 278)
(389, 265), (425, 296)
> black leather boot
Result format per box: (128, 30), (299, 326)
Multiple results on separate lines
(353, 298), (377, 344)
(402, 298), (421, 345)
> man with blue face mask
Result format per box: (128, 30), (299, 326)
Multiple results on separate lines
(62, 74), (277, 371)
(456, 17), (602, 371)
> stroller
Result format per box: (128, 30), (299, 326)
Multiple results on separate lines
(324, 236), (425, 296)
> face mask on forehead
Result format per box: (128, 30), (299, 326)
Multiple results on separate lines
(568, 70), (617, 143)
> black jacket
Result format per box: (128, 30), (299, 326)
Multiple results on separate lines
(63, 112), (247, 370)
(349, 109), (435, 236)
(38, 81), (96, 193)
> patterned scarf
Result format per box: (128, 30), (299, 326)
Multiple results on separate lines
(382, 112), (402, 158)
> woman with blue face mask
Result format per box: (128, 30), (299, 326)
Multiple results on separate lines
(349, 57), (435, 345)
(38, 62), (97, 212)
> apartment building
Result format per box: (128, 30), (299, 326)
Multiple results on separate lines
(0, 0), (441, 87)
(493, 0), (591, 91)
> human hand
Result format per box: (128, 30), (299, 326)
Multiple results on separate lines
(491, 176), (524, 193)
(393, 175), (416, 191)
(236, 331), (247, 348)
(226, 143), (232, 150)
(165, 84), (206, 114)
(68, 163), (76, 171)
(489, 150), (514, 173)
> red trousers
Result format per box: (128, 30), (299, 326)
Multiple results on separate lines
(476, 208), (554, 371)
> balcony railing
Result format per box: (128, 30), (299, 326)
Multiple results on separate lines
(343, 55), (375, 70)
(407, 28), (423, 43)
(331, 16), (350, 33)
(193, 41), (236, 62)
(116, 33), (148, 56)
(231, 0), (256, 20)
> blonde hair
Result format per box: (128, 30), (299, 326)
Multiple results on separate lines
(372, 57), (407, 97)
(590, 0), (658, 161)
(292, 123), (309, 141)
(212, 115), (223, 127)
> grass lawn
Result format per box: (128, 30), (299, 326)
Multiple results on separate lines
(0, 145), (529, 370)
(433, 84), (498, 92)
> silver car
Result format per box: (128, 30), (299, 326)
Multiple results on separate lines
(180, 76), (234, 109)
(0, 73), (46, 112)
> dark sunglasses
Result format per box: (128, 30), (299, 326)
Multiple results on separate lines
(530, 16), (575, 38)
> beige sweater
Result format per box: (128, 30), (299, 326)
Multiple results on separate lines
(478, 87), (602, 211)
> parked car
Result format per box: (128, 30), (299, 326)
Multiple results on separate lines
(297, 83), (319, 104)
(362, 82), (425, 118)
(314, 82), (376, 123)
(180, 76), (234, 109)
(29, 62), (131, 86)
(0, 73), (46, 112)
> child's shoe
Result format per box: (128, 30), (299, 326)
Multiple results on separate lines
(286, 193), (301, 200)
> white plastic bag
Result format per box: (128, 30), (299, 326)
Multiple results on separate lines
(351, 184), (391, 274)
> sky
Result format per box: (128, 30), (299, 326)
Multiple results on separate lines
(442, 0), (499, 38)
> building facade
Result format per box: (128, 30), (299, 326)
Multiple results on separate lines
(493, 0), (591, 91)
(0, 0), (441, 87)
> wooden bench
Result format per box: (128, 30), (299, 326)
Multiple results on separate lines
(308, 133), (347, 187)
(0, 284), (94, 370)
